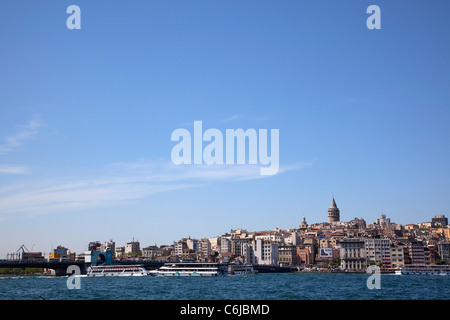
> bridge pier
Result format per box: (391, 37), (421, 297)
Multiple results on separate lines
(54, 267), (68, 276)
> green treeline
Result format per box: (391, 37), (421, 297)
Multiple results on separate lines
(0, 268), (44, 275)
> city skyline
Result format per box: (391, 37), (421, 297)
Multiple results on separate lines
(1, 1), (450, 258)
(1, 195), (446, 258)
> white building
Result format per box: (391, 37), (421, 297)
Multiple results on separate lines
(220, 238), (231, 254)
(365, 239), (391, 267)
(197, 239), (212, 256)
(142, 246), (162, 259)
(339, 238), (366, 271)
(252, 239), (279, 265)
(125, 241), (140, 255)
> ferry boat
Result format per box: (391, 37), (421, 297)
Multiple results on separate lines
(395, 265), (450, 275)
(228, 264), (258, 275)
(149, 262), (227, 277)
(86, 264), (149, 277)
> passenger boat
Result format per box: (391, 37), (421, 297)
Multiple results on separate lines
(395, 265), (450, 275)
(228, 264), (258, 275)
(149, 262), (227, 277)
(86, 264), (149, 276)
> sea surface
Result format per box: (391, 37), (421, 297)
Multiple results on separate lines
(0, 273), (449, 300)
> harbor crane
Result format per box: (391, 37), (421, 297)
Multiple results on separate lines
(6, 244), (30, 261)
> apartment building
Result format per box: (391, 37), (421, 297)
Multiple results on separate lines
(125, 241), (140, 255)
(365, 238), (391, 268)
(278, 244), (298, 266)
(438, 242), (450, 264)
(297, 245), (314, 265)
(253, 239), (279, 265)
(408, 241), (426, 265)
(390, 244), (405, 269)
(339, 238), (366, 271)
(142, 245), (162, 260)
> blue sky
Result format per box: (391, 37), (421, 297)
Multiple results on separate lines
(0, 1), (449, 257)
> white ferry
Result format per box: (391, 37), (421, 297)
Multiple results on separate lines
(149, 262), (227, 277)
(228, 264), (258, 275)
(395, 265), (450, 275)
(86, 264), (149, 277)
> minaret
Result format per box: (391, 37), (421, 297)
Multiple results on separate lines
(328, 196), (340, 223)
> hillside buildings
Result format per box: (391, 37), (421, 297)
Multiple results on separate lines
(52, 197), (449, 273)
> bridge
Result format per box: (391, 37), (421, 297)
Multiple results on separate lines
(0, 260), (86, 276)
(0, 259), (166, 276)
(0, 258), (296, 276)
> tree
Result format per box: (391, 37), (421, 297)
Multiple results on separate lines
(435, 259), (445, 265)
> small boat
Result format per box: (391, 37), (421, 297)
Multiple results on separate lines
(228, 264), (258, 275)
(86, 264), (149, 276)
(149, 262), (227, 277)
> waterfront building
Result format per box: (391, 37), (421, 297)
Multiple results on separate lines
(296, 245), (314, 265)
(328, 196), (340, 223)
(424, 246), (434, 265)
(364, 239), (391, 268)
(437, 242), (450, 264)
(253, 239), (279, 265)
(408, 241), (426, 265)
(390, 244), (405, 269)
(278, 244), (298, 266)
(432, 214), (448, 227)
(339, 238), (366, 271)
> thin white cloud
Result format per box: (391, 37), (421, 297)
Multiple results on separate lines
(0, 160), (312, 218)
(0, 115), (44, 155)
(220, 114), (244, 123)
(0, 165), (30, 175)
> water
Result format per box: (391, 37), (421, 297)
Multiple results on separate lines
(0, 273), (449, 300)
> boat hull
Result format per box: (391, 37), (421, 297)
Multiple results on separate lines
(149, 262), (227, 277)
(396, 265), (450, 275)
